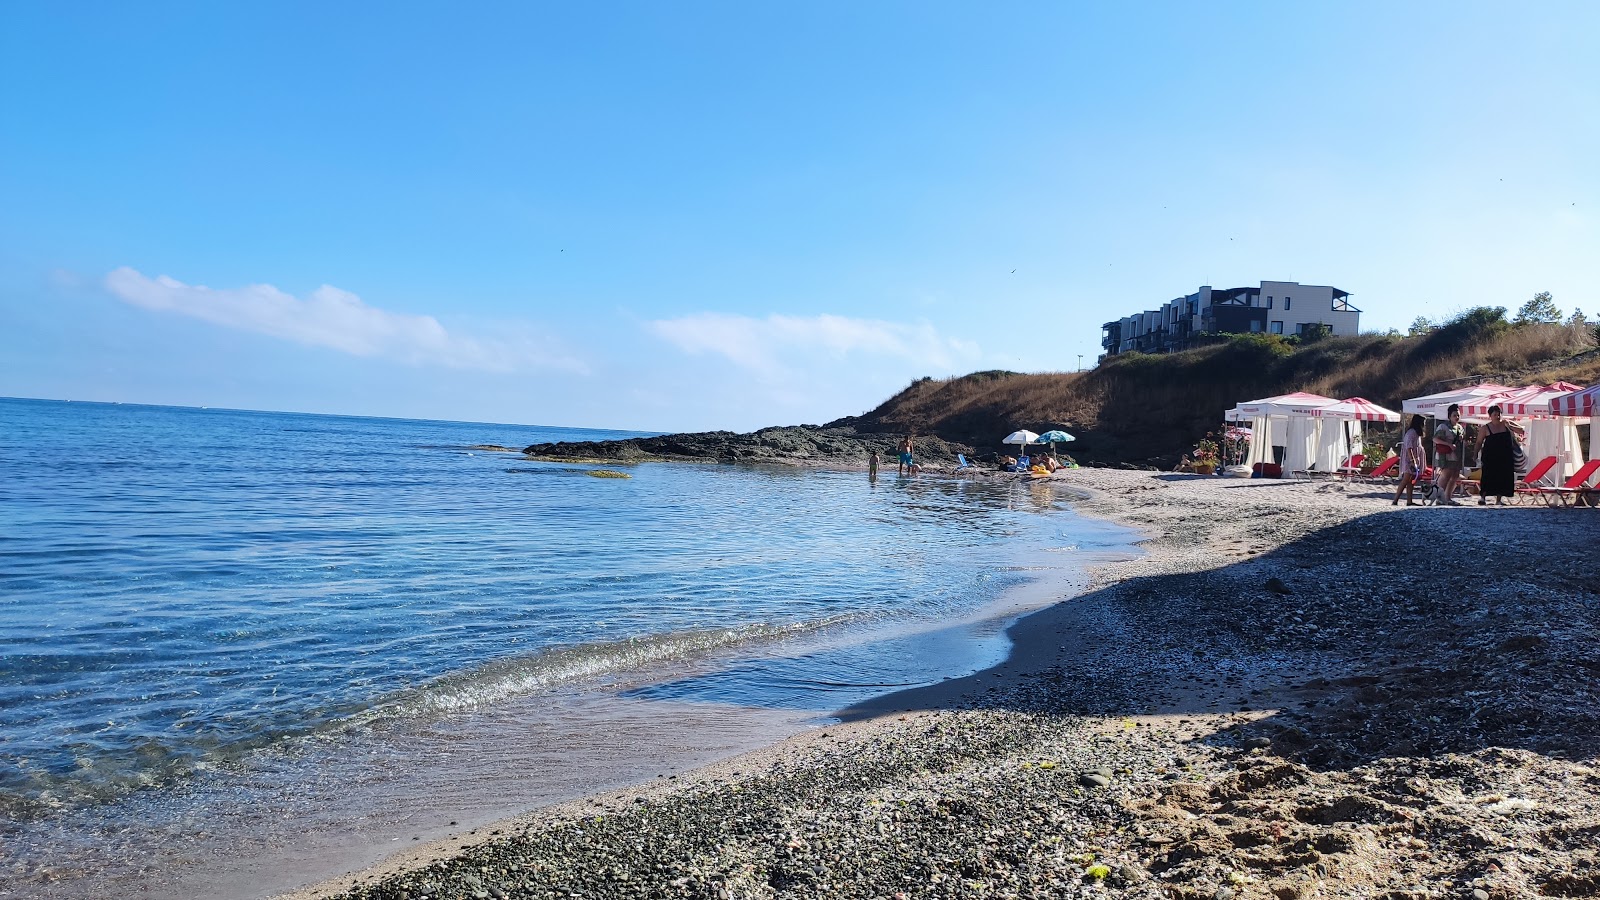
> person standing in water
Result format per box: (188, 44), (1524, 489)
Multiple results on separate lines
(898, 436), (917, 476)
(868, 450), (880, 480)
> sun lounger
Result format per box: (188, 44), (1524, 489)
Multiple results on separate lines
(1362, 457), (1400, 481)
(1541, 459), (1600, 507)
(955, 453), (976, 472)
(1300, 453), (1362, 480)
(1513, 456), (1561, 505)
(1334, 453), (1366, 481)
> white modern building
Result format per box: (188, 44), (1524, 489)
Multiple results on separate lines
(1101, 281), (1360, 357)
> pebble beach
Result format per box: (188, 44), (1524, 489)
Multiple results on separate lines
(285, 469), (1600, 900)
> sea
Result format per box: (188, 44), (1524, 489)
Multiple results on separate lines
(0, 397), (1137, 898)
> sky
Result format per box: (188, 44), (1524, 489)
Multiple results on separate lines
(2, 2), (1596, 432)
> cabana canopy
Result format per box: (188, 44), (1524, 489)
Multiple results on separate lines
(1309, 397), (1401, 422)
(1234, 391), (1338, 417)
(1551, 383), (1600, 418)
(1401, 383), (1510, 417)
(1458, 382), (1587, 419)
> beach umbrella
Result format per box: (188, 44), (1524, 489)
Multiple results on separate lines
(1003, 429), (1040, 452)
(1037, 429), (1075, 452)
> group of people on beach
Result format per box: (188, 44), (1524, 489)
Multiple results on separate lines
(867, 435), (1070, 479)
(1392, 402), (1525, 506)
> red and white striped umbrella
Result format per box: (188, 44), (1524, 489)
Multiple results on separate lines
(1308, 397), (1401, 422)
(1550, 383), (1600, 417)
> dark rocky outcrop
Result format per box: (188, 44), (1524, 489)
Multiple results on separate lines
(523, 425), (977, 469)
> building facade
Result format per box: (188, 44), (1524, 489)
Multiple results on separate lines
(1100, 281), (1360, 358)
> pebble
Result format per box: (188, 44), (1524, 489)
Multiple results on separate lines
(1078, 773), (1111, 788)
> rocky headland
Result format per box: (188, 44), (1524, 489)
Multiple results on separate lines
(522, 423), (979, 469)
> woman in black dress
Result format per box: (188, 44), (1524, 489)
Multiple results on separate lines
(1473, 405), (1524, 505)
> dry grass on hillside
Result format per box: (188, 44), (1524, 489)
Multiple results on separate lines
(1300, 323), (1596, 402)
(853, 322), (1597, 465)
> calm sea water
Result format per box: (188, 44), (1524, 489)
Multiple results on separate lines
(0, 397), (1134, 896)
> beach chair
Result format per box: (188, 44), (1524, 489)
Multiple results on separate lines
(1512, 456), (1561, 506)
(955, 453), (976, 473)
(1539, 459), (1600, 507)
(1362, 457), (1400, 481)
(1302, 452), (1360, 480)
(1334, 453), (1365, 479)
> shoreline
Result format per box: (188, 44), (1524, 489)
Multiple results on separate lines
(2, 468), (1128, 900)
(287, 469), (1600, 900)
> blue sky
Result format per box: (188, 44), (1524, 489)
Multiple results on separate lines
(3, 2), (1596, 432)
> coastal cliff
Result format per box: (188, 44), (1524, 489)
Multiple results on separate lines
(528, 317), (1598, 469)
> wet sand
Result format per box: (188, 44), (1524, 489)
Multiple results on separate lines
(286, 468), (1600, 899)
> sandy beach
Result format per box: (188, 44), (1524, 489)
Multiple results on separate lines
(283, 469), (1600, 900)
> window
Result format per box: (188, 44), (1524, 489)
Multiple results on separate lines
(1266, 296), (1274, 309)
(1284, 297), (1292, 310)
(1270, 321), (1283, 334)
(1249, 320), (1263, 332)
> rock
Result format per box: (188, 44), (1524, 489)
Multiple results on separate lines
(1113, 864), (1145, 885)
(1244, 737), (1272, 750)
(1265, 577), (1292, 594)
(1472, 891), (1489, 900)
(522, 425), (978, 467)
(1078, 773), (1110, 788)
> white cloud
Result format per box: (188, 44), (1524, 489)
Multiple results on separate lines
(104, 267), (586, 374)
(647, 312), (979, 377)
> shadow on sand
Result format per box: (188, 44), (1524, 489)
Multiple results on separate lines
(835, 505), (1600, 772)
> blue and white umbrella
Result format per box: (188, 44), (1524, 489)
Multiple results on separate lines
(1037, 430), (1075, 447)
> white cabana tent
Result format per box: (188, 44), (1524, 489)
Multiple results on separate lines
(1230, 392), (1343, 475)
(1308, 397), (1401, 473)
(1546, 383), (1600, 464)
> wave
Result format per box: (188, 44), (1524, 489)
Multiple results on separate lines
(0, 617), (858, 819)
(364, 618), (858, 719)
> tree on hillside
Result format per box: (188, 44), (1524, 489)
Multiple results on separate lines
(1408, 316), (1434, 336)
(1569, 307), (1588, 328)
(1515, 291), (1562, 325)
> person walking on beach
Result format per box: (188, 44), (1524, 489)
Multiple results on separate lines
(1392, 414), (1426, 506)
(897, 436), (918, 476)
(1433, 404), (1466, 505)
(1473, 405), (1523, 506)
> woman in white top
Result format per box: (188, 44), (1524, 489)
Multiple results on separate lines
(1392, 414), (1426, 506)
